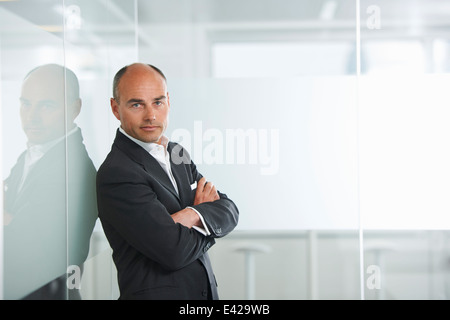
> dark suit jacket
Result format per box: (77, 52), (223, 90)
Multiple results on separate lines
(96, 129), (239, 300)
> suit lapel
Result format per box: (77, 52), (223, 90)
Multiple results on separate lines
(114, 130), (180, 202)
(145, 158), (180, 202)
(168, 142), (191, 208)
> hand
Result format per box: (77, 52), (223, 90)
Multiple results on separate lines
(194, 177), (220, 206)
(171, 207), (201, 228)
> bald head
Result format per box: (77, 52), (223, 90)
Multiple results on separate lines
(112, 63), (166, 103)
(24, 63), (80, 104)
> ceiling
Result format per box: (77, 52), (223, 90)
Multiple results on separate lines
(2, 0), (450, 47)
(1, 0), (450, 80)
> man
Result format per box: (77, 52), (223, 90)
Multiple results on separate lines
(96, 63), (239, 300)
(3, 64), (98, 299)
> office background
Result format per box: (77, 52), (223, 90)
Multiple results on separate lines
(1, 0), (450, 299)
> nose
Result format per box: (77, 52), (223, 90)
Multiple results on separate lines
(22, 104), (42, 123)
(145, 106), (156, 121)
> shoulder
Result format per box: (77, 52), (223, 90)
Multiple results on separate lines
(97, 144), (142, 183)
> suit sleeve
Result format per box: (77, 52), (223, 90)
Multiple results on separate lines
(188, 161), (239, 238)
(96, 164), (215, 271)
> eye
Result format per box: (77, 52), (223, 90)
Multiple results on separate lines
(40, 102), (58, 110)
(131, 103), (142, 108)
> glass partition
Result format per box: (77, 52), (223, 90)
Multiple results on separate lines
(138, 0), (361, 299)
(62, 0), (138, 300)
(0, 0), (137, 300)
(2, 0), (450, 300)
(1, 1), (68, 299)
(359, 0), (450, 299)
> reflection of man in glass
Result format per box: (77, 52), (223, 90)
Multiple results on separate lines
(3, 64), (98, 299)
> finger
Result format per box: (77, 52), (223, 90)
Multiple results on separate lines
(198, 177), (207, 190)
(205, 183), (219, 201)
(209, 184), (217, 196)
(195, 178), (206, 196)
(203, 181), (214, 193)
(211, 185), (220, 200)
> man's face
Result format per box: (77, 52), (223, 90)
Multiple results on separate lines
(20, 69), (70, 145)
(111, 64), (170, 144)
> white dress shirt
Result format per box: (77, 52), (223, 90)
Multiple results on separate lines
(119, 127), (210, 236)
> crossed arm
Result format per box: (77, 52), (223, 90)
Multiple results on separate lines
(171, 177), (219, 228)
(97, 144), (238, 270)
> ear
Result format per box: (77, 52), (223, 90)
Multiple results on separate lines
(111, 98), (121, 121)
(72, 98), (82, 120)
(67, 98), (81, 123)
(167, 92), (170, 110)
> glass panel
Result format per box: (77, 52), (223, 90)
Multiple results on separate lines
(1, 0), (68, 299)
(9, 0), (449, 301)
(139, 0), (360, 299)
(360, 0), (450, 299)
(62, 0), (137, 300)
(1, 0), (137, 300)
